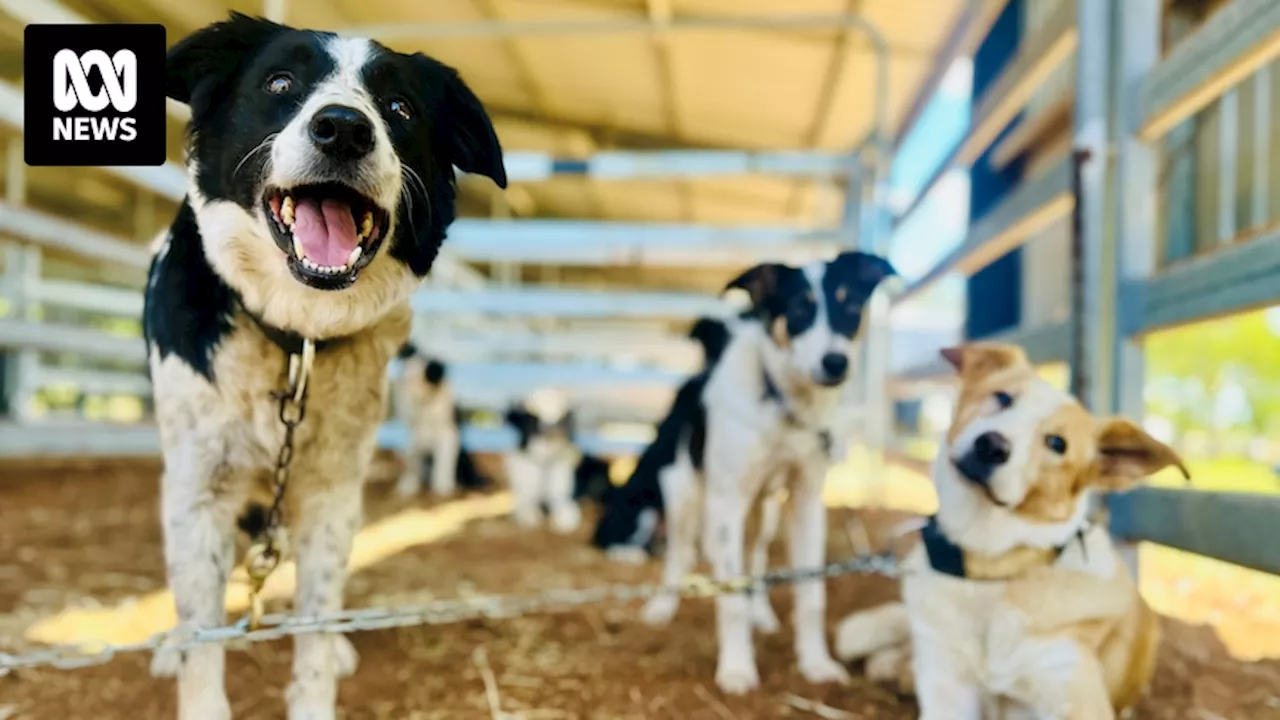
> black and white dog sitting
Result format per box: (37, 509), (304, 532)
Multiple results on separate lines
(393, 343), (489, 497)
(590, 316), (732, 563)
(503, 389), (582, 533)
(633, 252), (896, 695)
(144, 14), (505, 720)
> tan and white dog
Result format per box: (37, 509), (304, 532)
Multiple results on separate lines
(835, 342), (1188, 719)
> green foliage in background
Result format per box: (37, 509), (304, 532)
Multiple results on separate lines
(1145, 308), (1280, 439)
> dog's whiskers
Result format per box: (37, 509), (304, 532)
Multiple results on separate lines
(234, 133), (278, 180)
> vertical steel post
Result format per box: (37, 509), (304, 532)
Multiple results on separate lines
(1109, 0), (1162, 580)
(1072, 0), (1112, 415)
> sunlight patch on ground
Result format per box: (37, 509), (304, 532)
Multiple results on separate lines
(23, 493), (514, 648)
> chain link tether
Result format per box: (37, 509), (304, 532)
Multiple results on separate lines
(241, 338), (315, 630)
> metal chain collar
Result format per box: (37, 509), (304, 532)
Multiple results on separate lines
(0, 550), (901, 674)
(243, 339), (316, 630)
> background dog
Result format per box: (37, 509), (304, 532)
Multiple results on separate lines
(835, 342), (1188, 718)
(590, 315), (731, 563)
(504, 388), (582, 533)
(393, 342), (489, 497)
(144, 14), (505, 719)
(635, 252), (896, 695)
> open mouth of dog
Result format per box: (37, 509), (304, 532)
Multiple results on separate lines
(264, 182), (391, 291)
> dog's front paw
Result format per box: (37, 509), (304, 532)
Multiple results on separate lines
(332, 634), (359, 678)
(750, 596), (781, 634)
(549, 503), (581, 534)
(149, 645), (183, 677)
(605, 545), (649, 565)
(799, 654), (851, 686)
(715, 659), (761, 695)
(640, 595), (679, 626)
(395, 473), (421, 498)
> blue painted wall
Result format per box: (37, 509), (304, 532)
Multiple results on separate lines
(966, 0), (1025, 340)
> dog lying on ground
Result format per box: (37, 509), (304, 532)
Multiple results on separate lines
(591, 316), (732, 562)
(504, 389), (583, 533)
(393, 343), (489, 496)
(145, 14), (504, 719)
(834, 342), (1188, 719)
(634, 252), (897, 694)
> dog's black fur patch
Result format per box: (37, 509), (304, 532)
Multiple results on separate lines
(573, 453), (613, 504)
(143, 203), (236, 382)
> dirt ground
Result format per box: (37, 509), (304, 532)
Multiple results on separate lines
(2, 457), (1279, 719)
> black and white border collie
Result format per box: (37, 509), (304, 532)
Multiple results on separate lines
(630, 252), (896, 695)
(590, 316), (731, 562)
(393, 343), (489, 497)
(144, 14), (505, 719)
(503, 389), (582, 533)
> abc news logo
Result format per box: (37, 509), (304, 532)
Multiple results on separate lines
(24, 24), (166, 167)
(53, 49), (140, 142)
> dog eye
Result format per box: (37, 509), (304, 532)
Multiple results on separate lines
(993, 391), (1014, 409)
(389, 97), (412, 121)
(265, 73), (293, 94)
(1044, 435), (1068, 454)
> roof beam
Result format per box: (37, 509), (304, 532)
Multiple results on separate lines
(497, 149), (852, 182)
(444, 218), (837, 266)
(347, 11), (896, 43)
(411, 286), (728, 319)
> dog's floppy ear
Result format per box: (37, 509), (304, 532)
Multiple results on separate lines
(1091, 417), (1190, 491)
(411, 54), (507, 188)
(724, 263), (787, 309)
(167, 13), (286, 110)
(940, 342), (1027, 380)
(831, 251), (898, 299)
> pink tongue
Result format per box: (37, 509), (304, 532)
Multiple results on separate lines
(292, 198), (359, 267)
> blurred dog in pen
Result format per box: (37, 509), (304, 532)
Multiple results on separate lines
(392, 343), (490, 497)
(504, 388), (584, 533)
(144, 14), (505, 719)
(626, 252), (897, 695)
(834, 342), (1188, 719)
(591, 316), (733, 563)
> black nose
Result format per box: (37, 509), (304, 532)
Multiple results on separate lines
(973, 432), (1011, 465)
(821, 353), (849, 380)
(309, 105), (375, 159)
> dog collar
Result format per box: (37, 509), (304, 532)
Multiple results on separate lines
(761, 367), (835, 455)
(240, 304), (346, 356)
(921, 515), (1086, 581)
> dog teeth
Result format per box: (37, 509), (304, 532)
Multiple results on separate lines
(360, 211), (373, 238)
(292, 236), (305, 260)
(346, 246), (363, 266)
(280, 195), (295, 226)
